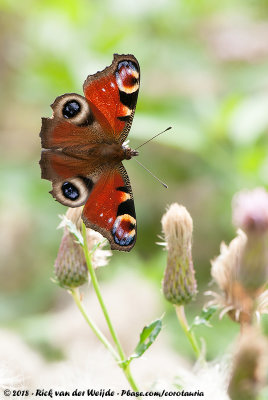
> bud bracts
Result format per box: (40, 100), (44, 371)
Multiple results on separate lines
(161, 204), (197, 305)
(55, 230), (88, 288)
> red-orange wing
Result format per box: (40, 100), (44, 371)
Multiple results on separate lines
(82, 163), (136, 251)
(83, 54), (140, 143)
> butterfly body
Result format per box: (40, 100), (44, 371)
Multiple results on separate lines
(40, 54), (140, 251)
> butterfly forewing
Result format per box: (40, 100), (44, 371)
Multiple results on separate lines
(83, 53), (140, 142)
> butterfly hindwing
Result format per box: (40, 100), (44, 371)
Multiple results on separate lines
(40, 150), (98, 207)
(82, 164), (136, 251)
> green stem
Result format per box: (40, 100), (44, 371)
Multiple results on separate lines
(81, 223), (140, 392)
(124, 365), (140, 392)
(175, 305), (201, 360)
(82, 223), (125, 360)
(70, 288), (119, 362)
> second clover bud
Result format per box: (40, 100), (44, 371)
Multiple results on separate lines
(232, 188), (268, 293)
(161, 203), (197, 305)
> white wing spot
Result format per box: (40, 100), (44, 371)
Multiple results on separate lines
(101, 88), (106, 92)
(110, 82), (115, 88)
(108, 217), (113, 224)
(100, 213), (103, 217)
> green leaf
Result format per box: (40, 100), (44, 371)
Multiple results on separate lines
(58, 215), (84, 246)
(190, 306), (218, 331)
(125, 319), (162, 366)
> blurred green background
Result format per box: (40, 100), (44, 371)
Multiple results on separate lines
(1, 0), (268, 364)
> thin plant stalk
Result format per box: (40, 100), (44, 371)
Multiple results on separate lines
(81, 223), (140, 392)
(82, 223), (125, 360)
(175, 305), (201, 360)
(70, 288), (119, 362)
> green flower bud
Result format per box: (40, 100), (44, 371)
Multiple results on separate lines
(55, 230), (88, 288)
(161, 203), (197, 305)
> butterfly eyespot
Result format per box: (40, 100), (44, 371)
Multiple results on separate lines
(130, 76), (138, 85)
(61, 181), (79, 200)
(116, 61), (139, 94)
(51, 93), (92, 125)
(62, 101), (81, 119)
(118, 60), (139, 74)
(52, 177), (92, 207)
(112, 215), (136, 246)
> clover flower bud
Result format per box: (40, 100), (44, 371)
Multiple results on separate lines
(232, 188), (268, 293)
(55, 230), (88, 288)
(210, 230), (249, 321)
(66, 207), (84, 231)
(232, 188), (268, 233)
(64, 207), (112, 269)
(207, 229), (268, 324)
(161, 203), (197, 305)
(55, 207), (112, 288)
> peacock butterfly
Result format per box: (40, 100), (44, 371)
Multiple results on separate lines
(39, 54), (140, 251)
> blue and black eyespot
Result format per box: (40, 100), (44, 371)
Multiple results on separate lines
(56, 94), (91, 125)
(61, 181), (80, 200)
(117, 60), (139, 75)
(113, 232), (135, 246)
(62, 100), (81, 119)
(112, 220), (135, 247)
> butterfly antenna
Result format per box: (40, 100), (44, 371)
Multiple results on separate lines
(135, 127), (172, 150)
(134, 159), (168, 189)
